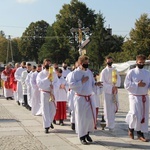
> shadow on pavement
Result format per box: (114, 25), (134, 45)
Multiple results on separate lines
(51, 129), (76, 134)
(92, 140), (150, 149)
(0, 119), (20, 123)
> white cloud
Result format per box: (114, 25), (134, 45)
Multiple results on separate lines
(16, 0), (37, 4)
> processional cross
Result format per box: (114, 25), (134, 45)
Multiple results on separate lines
(70, 19), (90, 55)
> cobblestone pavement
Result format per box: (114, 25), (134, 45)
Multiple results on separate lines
(0, 135), (49, 150)
(0, 88), (150, 150)
(0, 95), (49, 150)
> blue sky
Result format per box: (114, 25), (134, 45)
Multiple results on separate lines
(0, 0), (150, 38)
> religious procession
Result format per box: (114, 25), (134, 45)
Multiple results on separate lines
(0, 54), (149, 145)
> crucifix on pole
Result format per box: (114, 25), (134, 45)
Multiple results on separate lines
(70, 19), (90, 55)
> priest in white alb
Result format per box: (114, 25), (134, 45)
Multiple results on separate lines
(36, 59), (56, 133)
(30, 64), (42, 116)
(14, 61), (26, 105)
(70, 55), (102, 145)
(124, 54), (150, 142)
(100, 56), (121, 131)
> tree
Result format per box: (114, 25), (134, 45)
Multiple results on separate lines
(52, 0), (96, 64)
(0, 36), (22, 63)
(87, 12), (124, 69)
(0, 36), (7, 62)
(19, 20), (49, 63)
(11, 38), (23, 63)
(87, 12), (106, 70)
(38, 25), (63, 63)
(0, 30), (5, 37)
(122, 13), (150, 61)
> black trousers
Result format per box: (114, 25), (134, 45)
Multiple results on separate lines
(23, 95), (28, 106)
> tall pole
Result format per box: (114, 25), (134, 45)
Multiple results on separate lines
(6, 35), (14, 64)
(78, 19), (82, 46)
(6, 37), (9, 64)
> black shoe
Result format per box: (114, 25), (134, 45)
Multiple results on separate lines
(53, 120), (56, 124)
(25, 104), (29, 109)
(6, 97), (9, 100)
(17, 101), (20, 105)
(25, 105), (28, 109)
(59, 119), (64, 126)
(22, 103), (26, 107)
(50, 123), (54, 129)
(60, 122), (64, 126)
(60, 119), (64, 126)
(45, 127), (49, 134)
(28, 106), (31, 111)
(58, 120), (61, 125)
(9, 97), (14, 100)
(25, 105), (31, 111)
(80, 136), (88, 145)
(71, 123), (75, 130)
(86, 132), (93, 142)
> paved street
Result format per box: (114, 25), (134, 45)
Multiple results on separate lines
(0, 88), (150, 150)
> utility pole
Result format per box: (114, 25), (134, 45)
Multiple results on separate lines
(6, 35), (14, 65)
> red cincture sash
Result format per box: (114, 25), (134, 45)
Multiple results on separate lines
(131, 94), (147, 124)
(76, 94), (97, 129)
(141, 95), (146, 123)
(41, 90), (56, 108)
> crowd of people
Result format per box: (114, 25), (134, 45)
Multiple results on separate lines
(0, 54), (149, 144)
